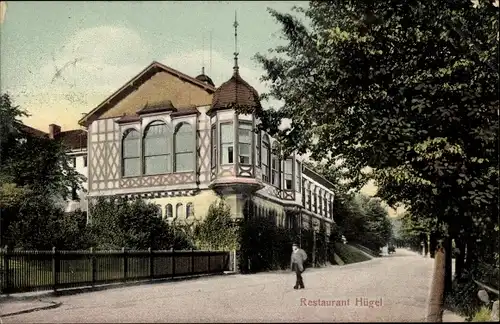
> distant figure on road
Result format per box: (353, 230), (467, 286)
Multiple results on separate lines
(290, 243), (307, 290)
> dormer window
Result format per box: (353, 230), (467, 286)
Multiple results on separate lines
(220, 123), (234, 164)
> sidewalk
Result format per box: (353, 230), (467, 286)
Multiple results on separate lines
(0, 298), (61, 318)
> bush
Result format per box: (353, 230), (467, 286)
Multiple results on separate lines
(471, 306), (491, 322)
(334, 243), (371, 264)
(193, 199), (238, 251)
(87, 197), (192, 250)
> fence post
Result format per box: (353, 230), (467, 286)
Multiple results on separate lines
(122, 247), (127, 281)
(3, 246), (10, 294)
(90, 247), (96, 287)
(52, 247), (59, 292)
(208, 250), (211, 273)
(191, 248), (195, 274)
(149, 247), (154, 280)
(171, 247), (175, 278)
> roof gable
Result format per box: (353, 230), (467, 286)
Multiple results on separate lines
(79, 61), (216, 127)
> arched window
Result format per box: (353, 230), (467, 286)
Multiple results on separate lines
(176, 203), (184, 219)
(143, 121), (170, 175)
(261, 135), (270, 183)
(174, 123), (194, 172)
(271, 142), (280, 187)
(156, 204), (162, 218)
(186, 202), (194, 218)
(165, 204), (173, 218)
(122, 129), (141, 177)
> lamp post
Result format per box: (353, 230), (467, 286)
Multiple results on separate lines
(312, 222), (319, 267)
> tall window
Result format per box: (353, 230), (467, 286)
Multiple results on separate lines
(176, 203), (184, 219)
(174, 123), (194, 172)
(186, 203), (194, 218)
(262, 135), (270, 182)
(271, 143), (280, 187)
(143, 121), (170, 175)
(256, 131), (261, 167)
(211, 126), (217, 169)
(83, 156), (88, 167)
(313, 188), (318, 213)
(220, 123), (234, 164)
(165, 204), (173, 218)
(284, 159), (293, 190)
(307, 185), (312, 210)
(122, 129), (140, 177)
(238, 123), (252, 164)
(318, 190), (323, 215)
(296, 161), (301, 192)
(156, 204), (162, 218)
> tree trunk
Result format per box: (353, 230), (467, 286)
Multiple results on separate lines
(426, 244), (446, 322)
(430, 232), (437, 258)
(465, 235), (476, 270)
(444, 237), (453, 294)
(454, 237), (466, 280)
(424, 234), (429, 257)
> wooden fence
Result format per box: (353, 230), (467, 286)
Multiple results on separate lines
(0, 248), (231, 294)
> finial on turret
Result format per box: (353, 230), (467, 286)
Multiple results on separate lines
(233, 11), (239, 75)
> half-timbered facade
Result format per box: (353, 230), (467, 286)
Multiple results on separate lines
(77, 60), (336, 235)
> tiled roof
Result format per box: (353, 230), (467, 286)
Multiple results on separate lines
(209, 69), (261, 114)
(19, 124), (48, 138)
(55, 129), (87, 150)
(116, 114), (141, 123)
(195, 73), (215, 87)
(137, 100), (177, 115)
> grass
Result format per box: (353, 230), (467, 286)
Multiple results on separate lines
(470, 306), (492, 322)
(334, 243), (372, 264)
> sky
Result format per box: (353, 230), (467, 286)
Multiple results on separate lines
(0, 1), (405, 213)
(0, 1), (305, 131)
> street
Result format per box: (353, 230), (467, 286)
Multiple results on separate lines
(1, 249), (459, 323)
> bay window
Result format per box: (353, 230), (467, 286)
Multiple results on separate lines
(271, 155), (279, 187)
(296, 161), (301, 192)
(238, 123), (252, 164)
(211, 126), (217, 169)
(284, 159), (293, 190)
(262, 135), (270, 182)
(220, 123), (234, 164)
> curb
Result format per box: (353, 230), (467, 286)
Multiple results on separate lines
(1, 271), (237, 301)
(1, 301), (62, 318)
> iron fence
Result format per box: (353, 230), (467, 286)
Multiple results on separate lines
(0, 247), (231, 294)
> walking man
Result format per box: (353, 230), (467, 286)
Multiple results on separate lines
(290, 243), (307, 289)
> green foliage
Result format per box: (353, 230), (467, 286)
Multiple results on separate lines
(0, 93), (86, 249)
(471, 306), (492, 322)
(250, 0), (498, 271)
(87, 197), (189, 250)
(334, 243), (371, 264)
(193, 199), (239, 251)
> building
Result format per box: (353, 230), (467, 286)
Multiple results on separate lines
(48, 124), (88, 213)
(17, 122), (88, 213)
(76, 21), (337, 235)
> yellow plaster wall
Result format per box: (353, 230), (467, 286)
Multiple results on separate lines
(100, 71), (213, 119)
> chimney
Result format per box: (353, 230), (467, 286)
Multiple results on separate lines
(49, 124), (61, 139)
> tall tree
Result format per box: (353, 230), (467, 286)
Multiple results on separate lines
(247, 0), (498, 276)
(0, 93), (86, 248)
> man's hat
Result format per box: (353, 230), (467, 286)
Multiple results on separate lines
(292, 243), (299, 247)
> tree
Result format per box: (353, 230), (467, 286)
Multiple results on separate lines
(0, 93), (86, 248)
(194, 199), (238, 251)
(248, 0), (498, 287)
(87, 197), (183, 250)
